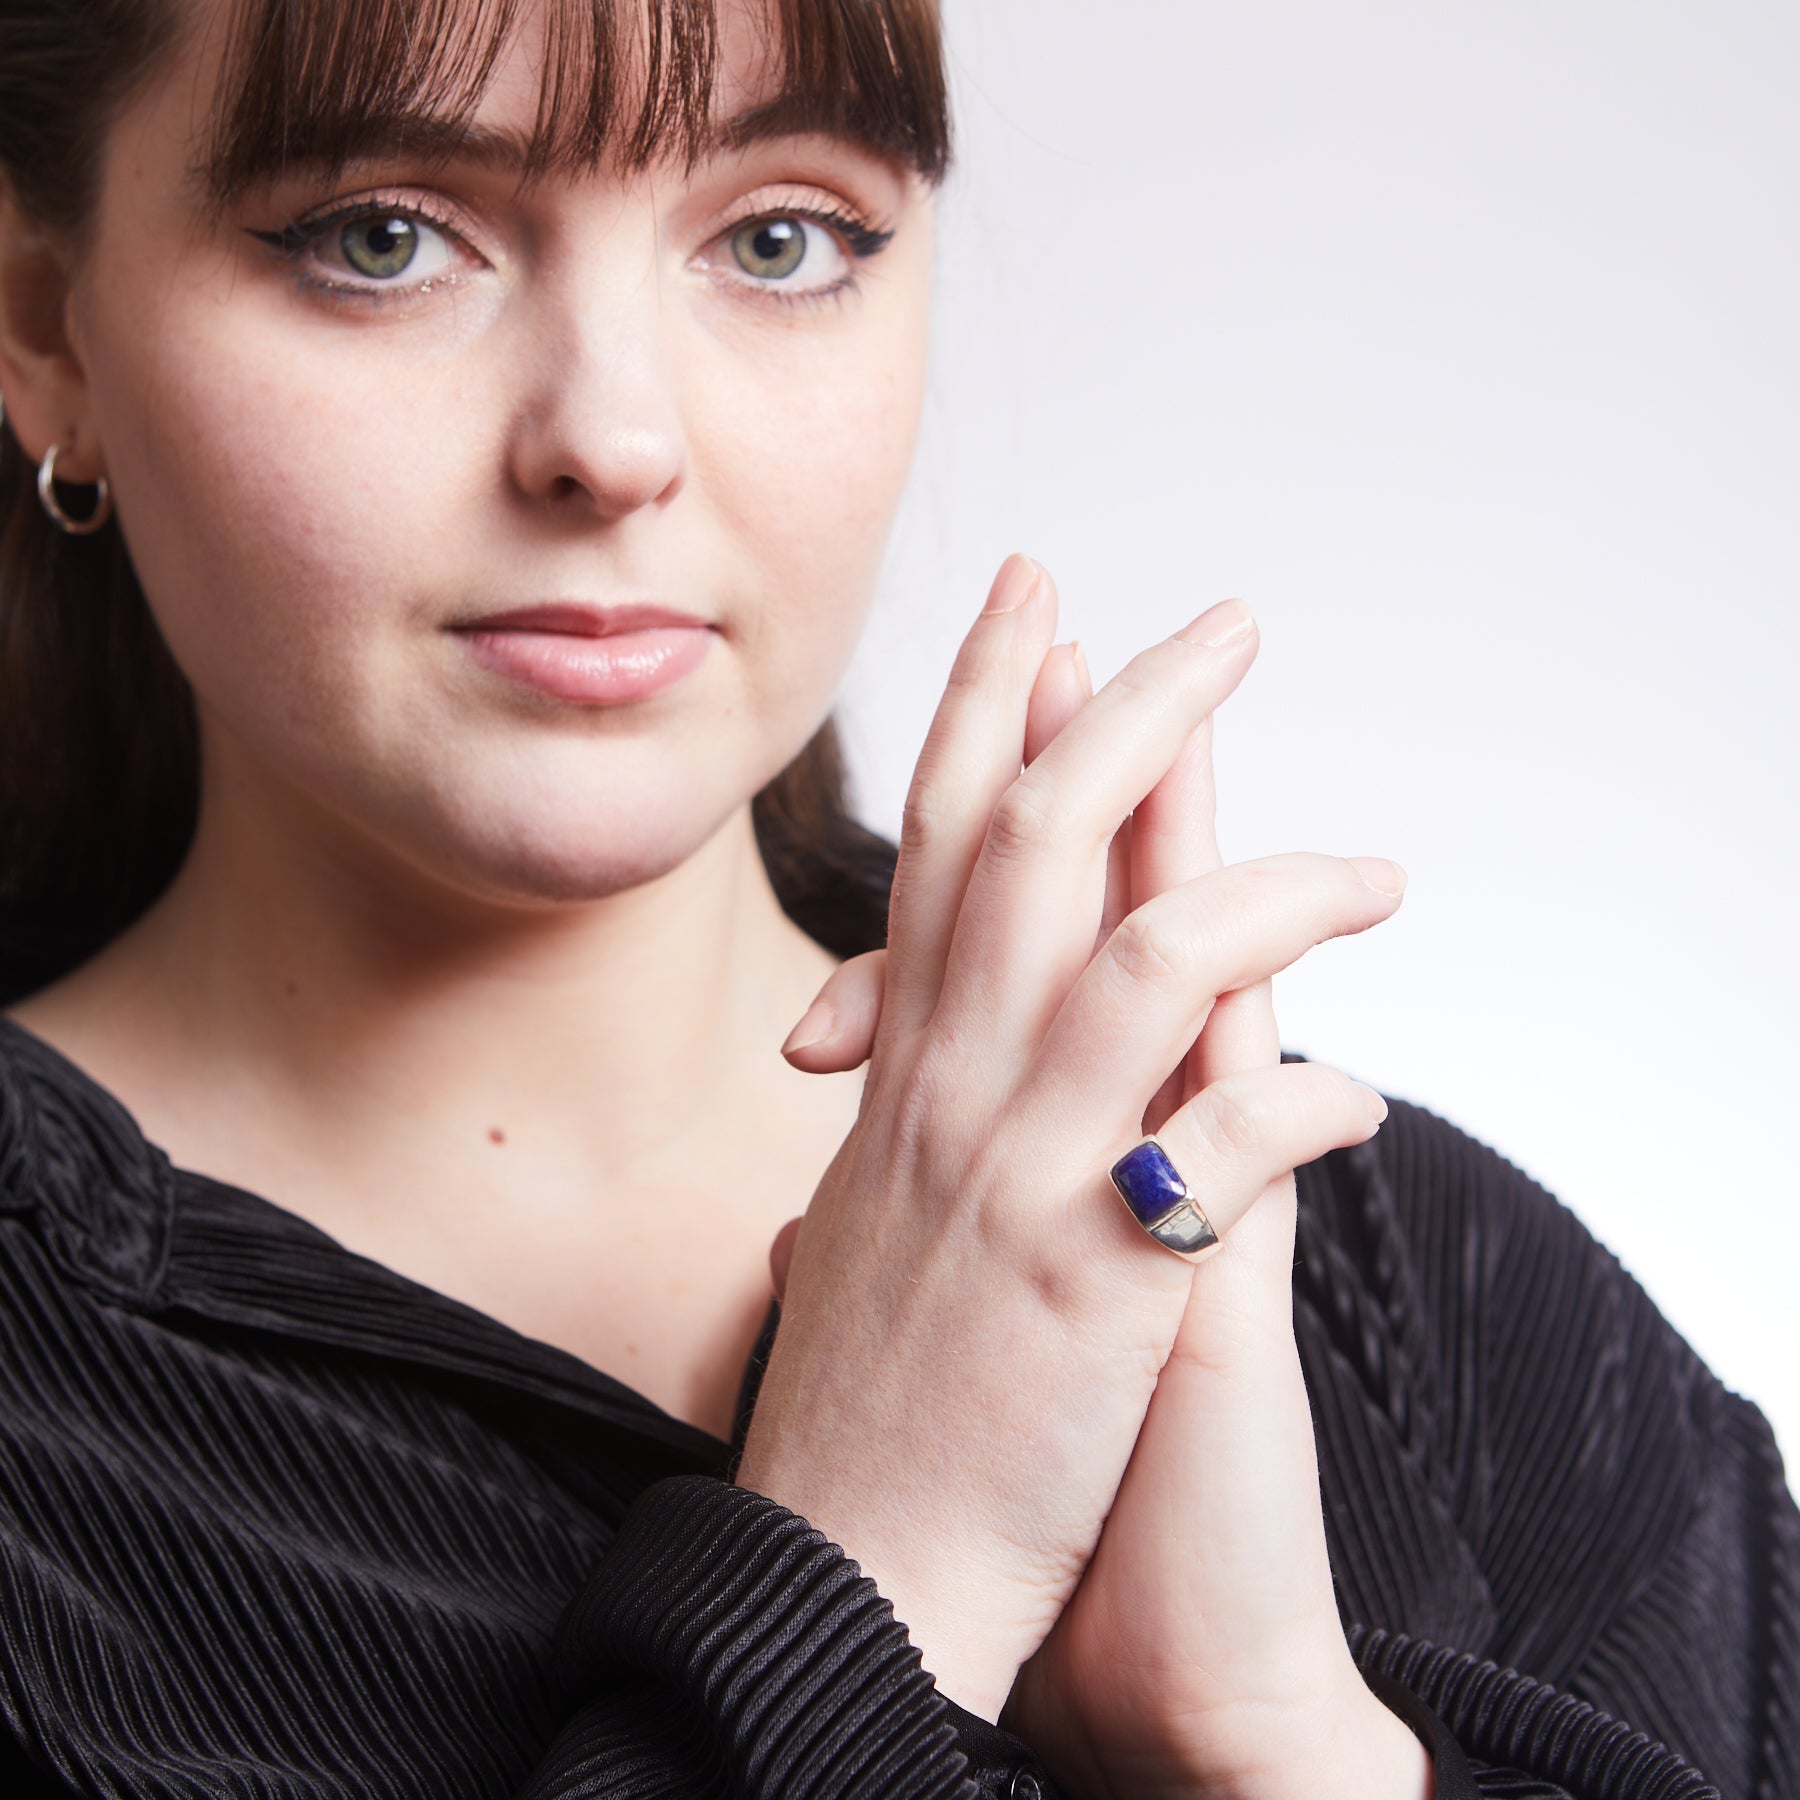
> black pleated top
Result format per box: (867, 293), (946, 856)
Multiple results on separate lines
(0, 1006), (1793, 1798)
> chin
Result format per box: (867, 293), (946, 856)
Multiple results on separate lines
(381, 752), (768, 910)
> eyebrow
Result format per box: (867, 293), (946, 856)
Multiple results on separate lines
(191, 94), (902, 205)
(715, 93), (900, 157)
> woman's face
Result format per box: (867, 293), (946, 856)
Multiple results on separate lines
(65, 0), (933, 906)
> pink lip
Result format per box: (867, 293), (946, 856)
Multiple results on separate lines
(451, 603), (716, 704)
(457, 602), (710, 637)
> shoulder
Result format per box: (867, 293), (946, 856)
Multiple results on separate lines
(0, 1015), (174, 1304)
(1311, 1092), (1717, 1428)
(1294, 1090), (1747, 1675)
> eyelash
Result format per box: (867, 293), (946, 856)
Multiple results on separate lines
(246, 194), (468, 307)
(727, 205), (896, 310)
(246, 190), (896, 312)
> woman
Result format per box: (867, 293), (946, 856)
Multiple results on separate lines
(0, 2), (1791, 1796)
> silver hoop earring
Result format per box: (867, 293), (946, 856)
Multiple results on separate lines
(37, 440), (114, 536)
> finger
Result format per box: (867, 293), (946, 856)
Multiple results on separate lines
(1028, 640), (1137, 957)
(1143, 1063), (1187, 1138)
(1129, 709), (1224, 1106)
(938, 604), (1261, 1057)
(780, 949), (887, 1074)
(769, 1217), (803, 1304)
(1038, 645), (1134, 953)
(883, 554), (1059, 1041)
(1193, 980), (1280, 1092)
(1131, 706), (1223, 897)
(1100, 816), (1135, 948)
(1038, 643), (1134, 954)
(1022, 853), (1407, 1142)
(1133, 705), (1279, 1097)
(1099, 1062), (1385, 1265)
(1024, 642), (1087, 767)
(1178, 708), (1282, 1092)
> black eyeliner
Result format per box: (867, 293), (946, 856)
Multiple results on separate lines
(243, 222), (310, 258)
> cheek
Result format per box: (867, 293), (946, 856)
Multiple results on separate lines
(689, 308), (928, 692)
(73, 196), (929, 899)
(82, 266), (473, 752)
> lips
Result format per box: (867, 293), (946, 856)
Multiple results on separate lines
(453, 602), (712, 637)
(450, 602), (716, 704)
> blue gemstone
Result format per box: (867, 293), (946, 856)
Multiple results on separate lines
(1109, 1140), (1188, 1227)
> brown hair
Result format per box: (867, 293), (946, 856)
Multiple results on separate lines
(0, 0), (946, 999)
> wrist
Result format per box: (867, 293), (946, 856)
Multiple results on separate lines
(1139, 1675), (1435, 1800)
(1234, 1679), (1434, 1800)
(733, 1442), (1038, 1724)
(1331, 1684), (1437, 1800)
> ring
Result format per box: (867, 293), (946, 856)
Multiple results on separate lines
(1109, 1137), (1219, 1259)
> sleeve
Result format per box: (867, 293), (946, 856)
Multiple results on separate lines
(522, 1477), (1493, 1800)
(0, 1463), (1058, 1800)
(519, 1477), (1059, 1800)
(1321, 1099), (1799, 1800)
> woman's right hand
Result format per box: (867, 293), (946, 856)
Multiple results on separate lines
(733, 555), (1402, 1723)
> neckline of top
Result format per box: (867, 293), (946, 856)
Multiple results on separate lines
(0, 1010), (733, 1462)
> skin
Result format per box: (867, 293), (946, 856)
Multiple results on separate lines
(0, 2), (1433, 1794)
(0, 0), (925, 1434)
(742, 573), (1430, 1797)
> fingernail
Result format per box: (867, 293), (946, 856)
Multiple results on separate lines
(781, 999), (835, 1057)
(1069, 640), (1091, 689)
(982, 554), (1042, 617)
(1349, 857), (1408, 897)
(1175, 598), (1254, 647)
(1358, 1084), (1390, 1126)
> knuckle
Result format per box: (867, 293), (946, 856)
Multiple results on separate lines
(940, 629), (1036, 704)
(883, 1041), (992, 1196)
(898, 771), (953, 853)
(1013, 1237), (1091, 1322)
(1108, 641), (1185, 708)
(1115, 629), (1218, 700)
(940, 650), (990, 699)
(888, 1048), (953, 1152)
(1107, 908), (1189, 989)
(984, 778), (1057, 865)
(1196, 1084), (1263, 1163)
(968, 1165), (1097, 1319)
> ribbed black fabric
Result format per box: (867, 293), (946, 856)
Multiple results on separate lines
(1363, 1669), (1483, 1800)
(543, 1479), (969, 1799)
(0, 1006), (1793, 1798)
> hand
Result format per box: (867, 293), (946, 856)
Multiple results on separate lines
(737, 555), (1403, 1726)
(775, 634), (1427, 1797)
(996, 647), (1431, 1800)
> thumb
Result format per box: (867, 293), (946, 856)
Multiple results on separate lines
(768, 1216), (803, 1305)
(779, 948), (887, 1073)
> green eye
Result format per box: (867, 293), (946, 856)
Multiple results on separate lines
(341, 216), (420, 280)
(731, 217), (808, 281)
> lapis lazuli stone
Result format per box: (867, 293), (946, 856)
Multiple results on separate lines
(1110, 1140), (1188, 1227)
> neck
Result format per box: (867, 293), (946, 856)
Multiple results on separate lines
(34, 741), (851, 1199)
(9, 741), (869, 1433)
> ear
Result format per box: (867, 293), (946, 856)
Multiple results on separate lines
(0, 173), (101, 481)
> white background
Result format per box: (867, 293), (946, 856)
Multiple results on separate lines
(840, 0), (1800, 1479)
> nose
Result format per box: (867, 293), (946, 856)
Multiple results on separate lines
(504, 280), (689, 522)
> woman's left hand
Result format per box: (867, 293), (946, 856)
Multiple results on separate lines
(777, 638), (1433, 1800)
